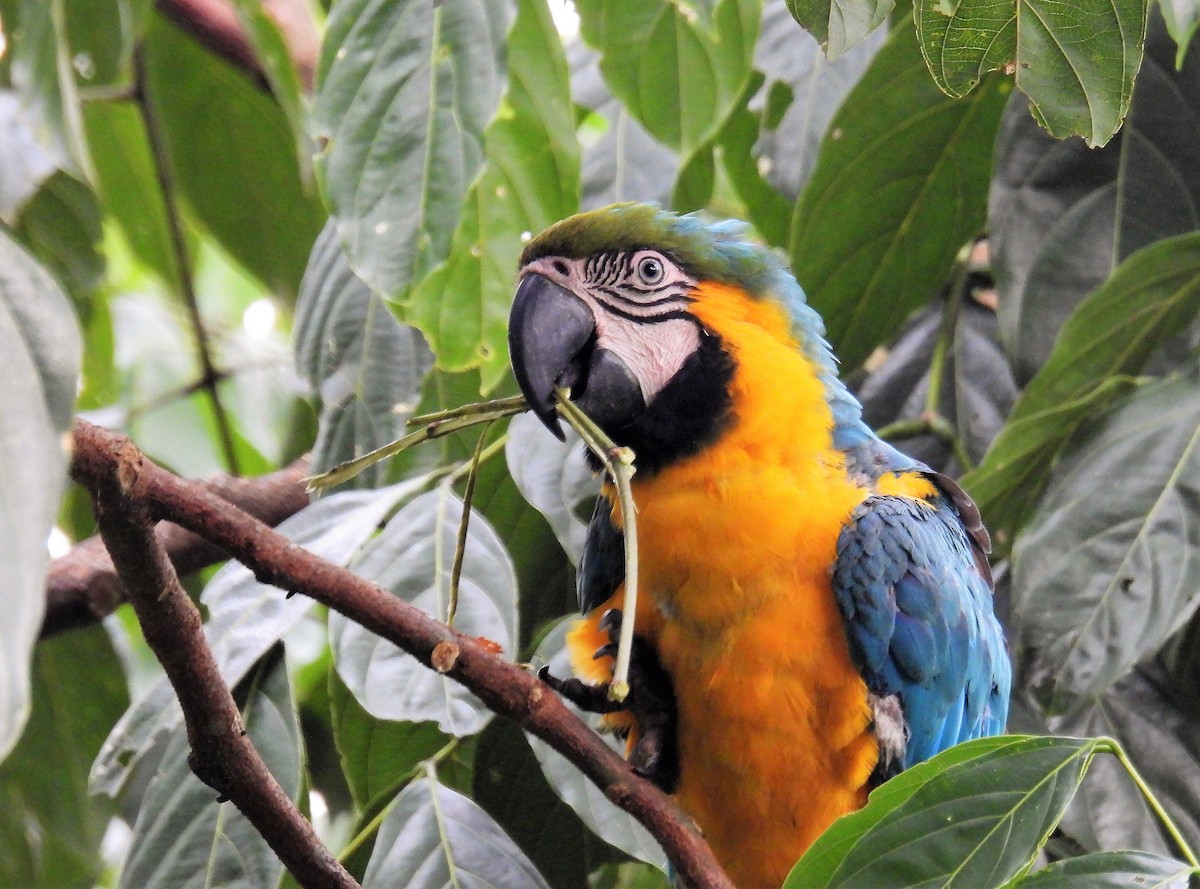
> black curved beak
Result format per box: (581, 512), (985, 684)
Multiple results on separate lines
(509, 272), (646, 440)
(509, 273), (596, 439)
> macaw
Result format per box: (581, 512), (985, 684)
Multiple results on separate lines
(507, 203), (1011, 889)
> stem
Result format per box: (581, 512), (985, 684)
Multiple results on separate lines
(1105, 739), (1200, 868)
(554, 390), (639, 703)
(336, 739), (460, 864)
(307, 402), (526, 490)
(133, 47), (241, 475)
(447, 423), (492, 626)
(926, 245), (971, 417)
(410, 396), (529, 426)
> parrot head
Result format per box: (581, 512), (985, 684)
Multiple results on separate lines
(509, 202), (857, 472)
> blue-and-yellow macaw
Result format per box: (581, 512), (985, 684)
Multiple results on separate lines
(507, 203), (1011, 889)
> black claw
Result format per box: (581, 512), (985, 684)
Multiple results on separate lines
(600, 608), (623, 635)
(537, 665), (625, 714)
(593, 643), (618, 661)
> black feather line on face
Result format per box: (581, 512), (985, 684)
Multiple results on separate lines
(587, 329), (736, 477)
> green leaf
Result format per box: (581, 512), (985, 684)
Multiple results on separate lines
(752, 2), (884, 202)
(12, 169), (103, 298)
(330, 487), (517, 736)
(526, 620), (668, 869)
(0, 230), (80, 763)
(784, 736), (1104, 889)
(403, 0), (580, 391)
(475, 719), (620, 889)
(119, 647), (302, 889)
(141, 14), (325, 298)
(0, 89), (57, 221)
(92, 483), (423, 798)
(575, 0), (760, 157)
(8, 0), (89, 176)
(989, 10), (1200, 384)
(1045, 662), (1200, 857)
(330, 672), (449, 811)
(229, 0), (312, 179)
(570, 41), (679, 209)
(914, 0), (1146, 146)
(964, 232), (1200, 546)
(295, 220), (434, 489)
(785, 0), (890, 58)
(791, 15), (1007, 370)
(505, 412), (600, 565)
(1011, 372), (1200, 715)
(362, 772), (551, 889)
(1010, 852), (1197, 887)
(0, 626), (128, 889)
(312, 0), (515, 300)
(1161, 0), (1200, 64)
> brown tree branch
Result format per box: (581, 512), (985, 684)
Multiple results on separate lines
(70, 419), (734, 889)
(81, 435), (358, 889)
(42, 456), (311, 638)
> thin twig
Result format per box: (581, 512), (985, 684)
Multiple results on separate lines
(79, 437), (357, 889)
(133, 46), (242, 476)
(1103, 738), (1200, 868)
(553, 391), (639, 703)
(447, 423), (492, 626)
(306, 400), (527, 490)
(69, 420), (732, 889)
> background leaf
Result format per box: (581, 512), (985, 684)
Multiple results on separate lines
(784, 0), (890, 58)
(118, 647), (302, 889)
(1012, 371), (1200, 716)
(0, 229), (80, 763)
(1013, 851), (1196, 887)
(295, 220), (434, 488)
(361, 772), (551, 889)
(791, 16), (1007, 370)
(330, 488), (517, 736)
(312, 0), (516, 300)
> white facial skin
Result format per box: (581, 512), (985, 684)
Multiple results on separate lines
(520, 251), (702, 406)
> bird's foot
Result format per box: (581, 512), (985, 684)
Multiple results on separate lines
(539, 609), (679, 792)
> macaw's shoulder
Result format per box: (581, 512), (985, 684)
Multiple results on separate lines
(832, 487), (1011, 781)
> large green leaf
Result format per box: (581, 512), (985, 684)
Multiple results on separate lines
(294, 220), (433, 489)
(0, 231), (80, 763)
(915, 0), (1146, 146)
(403, 0), (579, 391)
(1044, 662), (1200, 857)
(92, 483), (423, 798)
(964, 232), (1200, 547)
(475, 719), (621, 889)
(312, 0), (515, 300)
(329, 488), (517, 736)
(1012, 372), (1200, 716)
(142, 14), (325, 298)
(118, 648), (302, 889)
(1012, 852), (1197, 887)
(13, 169), (103, 298)
(362, 772), (551, 889)
(989, 10), (1200, 384)
(791, 15), (1006, 370)
(0, 626), (127, 889)
(575, 0), (760, 158)
(330, 673), (450, 811)
(784, 736), (1104, 889)
(785, 0), (890, 58)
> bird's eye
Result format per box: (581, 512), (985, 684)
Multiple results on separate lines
(636, 255), (666, 286)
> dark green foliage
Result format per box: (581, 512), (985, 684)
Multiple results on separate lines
(5, 0), (1200, 886)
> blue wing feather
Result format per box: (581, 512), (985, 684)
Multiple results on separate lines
(578, 495), (624, 614)
(833, 490), (1010, 771)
